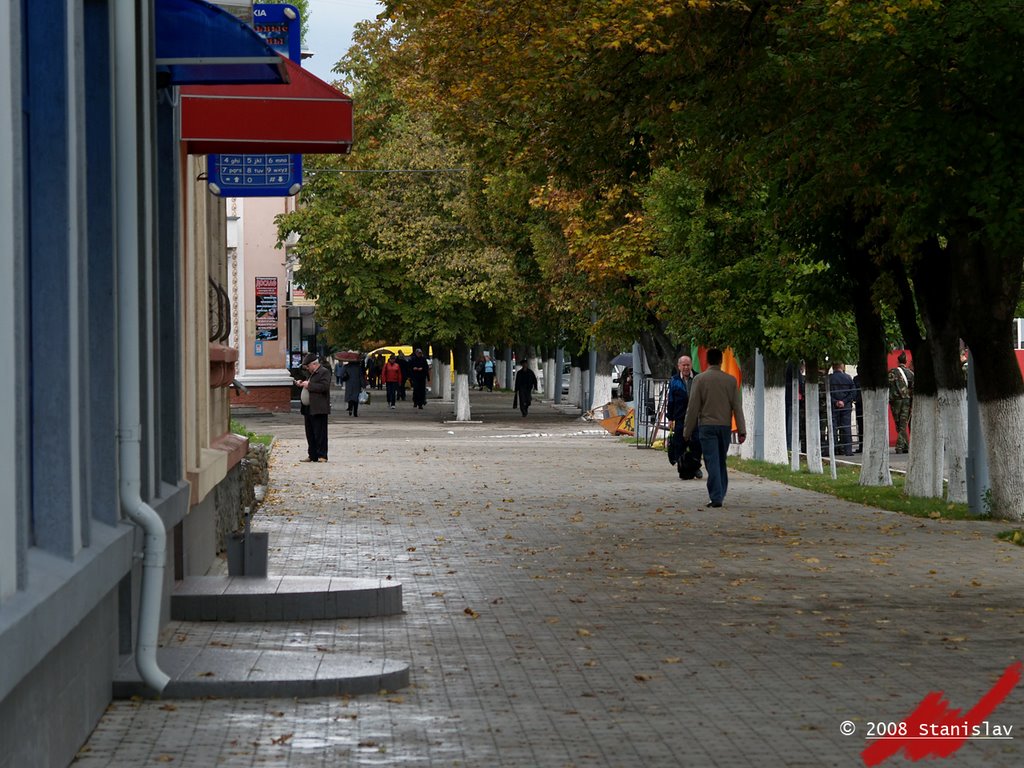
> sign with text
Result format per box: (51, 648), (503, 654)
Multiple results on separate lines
(208, 4), (302, 198)
(209, 154), (299, 194)
(254, 277), (279, 340)
(252, 3), (300, 61)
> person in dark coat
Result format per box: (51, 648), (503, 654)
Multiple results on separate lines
(667, 355), (702, 480)
(297, 353), (332, 462)
(829, 361), (856, 456)
(341, 358), (367, 417)
(513, 360), (538, 417)
(408, 349), (431, 409)
(396, 353), (410, 401)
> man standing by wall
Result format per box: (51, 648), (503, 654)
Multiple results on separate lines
(683, 348), (747, 508)
(888, 351), (915, 453)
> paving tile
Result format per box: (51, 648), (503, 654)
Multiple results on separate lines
(223, 575), (283, 594)
(84, 395), (1024, 766)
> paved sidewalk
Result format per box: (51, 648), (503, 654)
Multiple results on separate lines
(76, 391), (1024, 767)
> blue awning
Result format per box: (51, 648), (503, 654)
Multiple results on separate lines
(155, 0), (288, 86)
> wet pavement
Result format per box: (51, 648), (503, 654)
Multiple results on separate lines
(75, 389), (1024, 767)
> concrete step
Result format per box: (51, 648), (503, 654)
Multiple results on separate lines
(171, 575), (402, 622)
(113, 647), (409, 699)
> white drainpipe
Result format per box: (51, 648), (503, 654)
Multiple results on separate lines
(113, 0), (169, 694)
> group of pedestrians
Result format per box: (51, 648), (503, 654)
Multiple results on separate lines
(475, 354), (497, 391)
(826, 352), (915, 456)
(667, 345), (918, 509)
(298, 349), (435, 462)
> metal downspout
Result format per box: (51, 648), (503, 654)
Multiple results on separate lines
(114, 0), (169, 694)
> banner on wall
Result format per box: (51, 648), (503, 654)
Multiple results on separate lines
(255, 276), (279, 340)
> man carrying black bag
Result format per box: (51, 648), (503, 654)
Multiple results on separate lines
(667, 354), (703, 480)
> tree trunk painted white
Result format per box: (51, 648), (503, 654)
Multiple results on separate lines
(567, 368), (581, 406)
(453, 373), (472, 421)
(439, 361), (453, 401)
(805, 382), (823, 474)
(979, 395), (1024, 521)
(904, 394), (942, 498)
(941, 387), (968, 504)
(858, 388), (892, 486)
(764, 385), (789, 465)
(739, 384), (755, 459)
(496, 361), (507, 389)
(592, 373), (614, 407)
(544, 357), (556, 400)
(429, 359), (440, 399)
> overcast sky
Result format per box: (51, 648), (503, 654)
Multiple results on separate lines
(303, 0), (383, 83)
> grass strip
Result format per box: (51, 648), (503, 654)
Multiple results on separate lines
(728, 456), (980, 521)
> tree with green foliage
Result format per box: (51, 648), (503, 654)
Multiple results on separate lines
(278, 19), (529, 418)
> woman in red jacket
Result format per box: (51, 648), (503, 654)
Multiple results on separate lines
(381, 355), (403, 410)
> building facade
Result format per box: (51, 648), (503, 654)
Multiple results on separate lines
(227, 195), (303, 412)
(0, 3), (352, 766)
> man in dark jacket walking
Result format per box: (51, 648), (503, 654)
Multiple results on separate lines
(513, 360), (538, 416)
(408, 349), (431, 409)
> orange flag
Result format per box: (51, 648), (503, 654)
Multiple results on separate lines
(722, 348), (742, 432)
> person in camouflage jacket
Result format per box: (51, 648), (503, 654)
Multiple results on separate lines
(888, 351), (914, 453)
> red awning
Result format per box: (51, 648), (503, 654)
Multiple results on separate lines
(180, 56), (353, 155)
